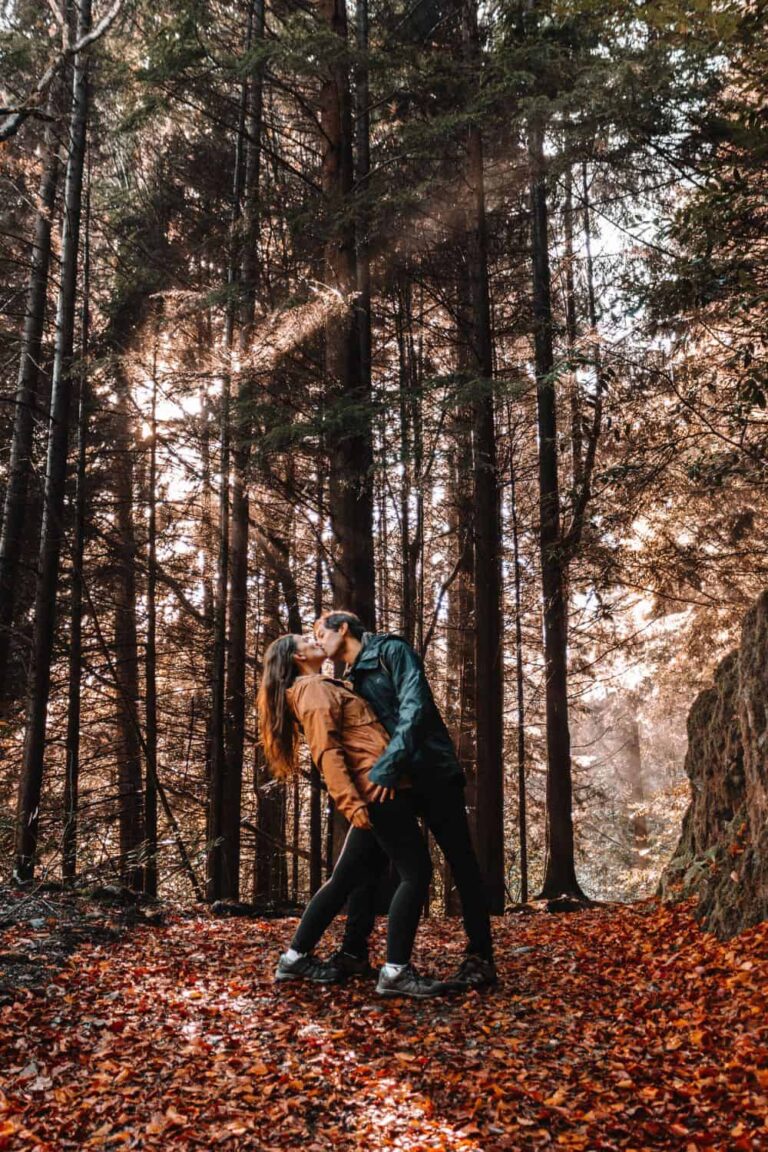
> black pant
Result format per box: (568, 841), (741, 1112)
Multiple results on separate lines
(291, 792), (431, 965)
(343, 780), (494, 961)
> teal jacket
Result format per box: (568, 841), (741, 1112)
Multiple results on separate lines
(347, 633), (464, 788)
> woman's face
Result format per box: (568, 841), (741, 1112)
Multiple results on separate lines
(292, 634), (326, 665)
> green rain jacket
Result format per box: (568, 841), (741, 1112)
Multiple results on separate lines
(347, 632), (465, 789)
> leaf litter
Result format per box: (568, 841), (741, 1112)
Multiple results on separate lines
(0, 900), (766, 1150)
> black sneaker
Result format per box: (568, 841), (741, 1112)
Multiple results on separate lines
(328, 950), (377, 979)
(376, 964), (447, 1000)
(444, 953), (498, 991)
(275, 952), (342, 984)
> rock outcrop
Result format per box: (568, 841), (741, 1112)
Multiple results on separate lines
(660, 591), (768, 937)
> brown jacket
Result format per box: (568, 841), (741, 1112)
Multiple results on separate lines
(286, 674), (401, 822)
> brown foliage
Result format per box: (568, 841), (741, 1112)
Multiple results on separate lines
(1, 903), (767, 1149)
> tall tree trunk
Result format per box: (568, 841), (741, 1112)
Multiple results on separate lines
(14, 0), (92, 882)
(206, 332), (232, 899)
(462, 0), (505, 914)
(412, 303), (425, 656)
(223, 0), (265, 903)
(507, 410), (528, 902)
(625, 710), (648, 860)
(320, 0), (376, 625)
(444, 408), (476, 913)
(291, 776), (300, 901)
(563, 168), (584, 492)
(200, 378), (215, 795)
(309, 476), (324, 894)
(62, 175), (89, 885)
(561, 163), (604, 557)
(529, 119), (584, 900)
(198, 274), (216, 637)
(144, 337), (159, 897)
(355, 0), (372, 435)
(0, 114), (61, 705)
(254, 575), (287, 900)
(207, 30), (252, 901)
(396, 280), (417, 646)
(113, 368), (145, 891)
(444, 265), (477, 913)
(324, 789), (335, 880)
(375, 408), (391, 630)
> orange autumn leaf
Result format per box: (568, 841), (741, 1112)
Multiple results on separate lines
(1, 904), (766, 1152)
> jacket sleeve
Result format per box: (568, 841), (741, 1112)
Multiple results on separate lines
(293, 683), (368, 823)
(368, 639), (429, 786)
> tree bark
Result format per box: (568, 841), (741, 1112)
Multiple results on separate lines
(309, 476), (325, 894)
(199, 374), (215, 796)
(15, 0), (92, 882)
(396, 278), (419, 646)
(375, 408), (391, 630)
(62, 174), (89, 886)
(462, 0), (505, 914)
(0, 114), (61, 705)
(557, 162), (605, 890)
(253, 575), (287, 900)
(444, 405), (476, 913)
(624, 709), (649, 859)
(144, 336), (159, 897)
(355, 0), (372, 436)
(562, 161), (604, 560)
(113, 367), (145, 892)
(320, 0), (376, 625)
(529, 119), (585, 900)
(291, 776), (300, 901)
(207, 21), (253, 901)
(563, 168), (584, 492)
(222, 0), (265, 903)
(507, 408), (528, 902)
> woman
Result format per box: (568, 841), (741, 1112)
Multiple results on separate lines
(257, 633), (445, 1000)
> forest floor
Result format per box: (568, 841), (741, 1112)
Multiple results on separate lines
(0, 896), (766, 1152)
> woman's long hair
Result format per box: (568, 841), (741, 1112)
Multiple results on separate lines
(257, 635), (301, 779)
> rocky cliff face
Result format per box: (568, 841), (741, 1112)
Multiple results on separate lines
(660, 592), (768, 937)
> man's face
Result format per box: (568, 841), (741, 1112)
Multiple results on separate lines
(293, 634), (326, 665)
(314, 620), (346, 661)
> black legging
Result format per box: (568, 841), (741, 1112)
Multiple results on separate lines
(343, 780), (494, 961)
(291, 792), (431, 966)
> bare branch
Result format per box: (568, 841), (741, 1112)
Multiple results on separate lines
(0, 0), (124, 144)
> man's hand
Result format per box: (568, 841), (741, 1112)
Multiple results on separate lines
(351, 808), (373, 830)
(369, 785), (396, 803)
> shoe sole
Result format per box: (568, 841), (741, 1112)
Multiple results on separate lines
(274, 971), (340, 984)
(375, 986), (448, 999)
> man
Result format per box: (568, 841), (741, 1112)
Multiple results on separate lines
(314, 610), (497, 990)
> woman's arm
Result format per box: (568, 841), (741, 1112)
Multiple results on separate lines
(292, 681), (372, 827)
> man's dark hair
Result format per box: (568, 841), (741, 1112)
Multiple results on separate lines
(316, 610), (366, 640)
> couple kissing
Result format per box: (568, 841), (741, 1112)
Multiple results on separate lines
(257, 611), (497, 1000)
